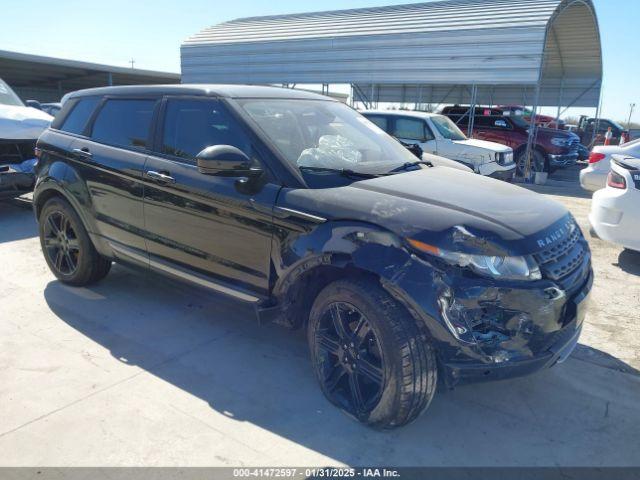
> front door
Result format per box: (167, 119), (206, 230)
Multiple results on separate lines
(391, 116), (438, 155)
(142, 97), (278, 296)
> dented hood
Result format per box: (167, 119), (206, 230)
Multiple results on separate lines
(280, 167), (568, 253)
(0, 104), (53, 140)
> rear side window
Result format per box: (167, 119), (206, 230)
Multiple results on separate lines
(57, 97), (101, 135)
(91, 99), (156, 149)
(365, 115), (389, 132)
(161, 98), (251, 161)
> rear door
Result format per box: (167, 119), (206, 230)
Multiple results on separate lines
(142, 96), (278, 297)
(66, 96), (159, 259)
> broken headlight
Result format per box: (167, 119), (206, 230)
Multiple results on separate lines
(408, 239), (541, 281)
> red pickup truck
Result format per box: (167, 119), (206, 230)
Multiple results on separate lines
(441, 106), (580, 175)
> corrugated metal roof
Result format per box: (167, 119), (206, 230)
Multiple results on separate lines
(181, 0), (601, 107)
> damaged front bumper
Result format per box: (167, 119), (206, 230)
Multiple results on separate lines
(384, 249), (593, 389)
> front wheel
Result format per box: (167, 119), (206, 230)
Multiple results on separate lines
(307, 279), (437, 429)
(516, 149), (547, 177)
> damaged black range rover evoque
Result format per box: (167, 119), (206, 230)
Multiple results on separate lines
(34, 85), (593, 429)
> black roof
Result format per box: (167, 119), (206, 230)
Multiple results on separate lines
(64, 84), (333, 102)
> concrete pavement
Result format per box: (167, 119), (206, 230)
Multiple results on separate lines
(1, 178), (639, 466)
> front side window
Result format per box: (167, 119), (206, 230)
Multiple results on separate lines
(365, 115), (388, 132)
(431, 115), (467, 141)
(59, 97), (101, 135)
(0, 78), (23, 107)
(91, 99), (156, 148)
(161, 99), (251, 161)
(393, 118), (428, 142)
(238, 99), (417, 181)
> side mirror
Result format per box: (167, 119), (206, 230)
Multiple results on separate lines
(26, 99), (42, 110)
(196, 145), (262, 177)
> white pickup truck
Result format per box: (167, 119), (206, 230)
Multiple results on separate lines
(362, 110), (515, 181)
(0, 77), (52, 198)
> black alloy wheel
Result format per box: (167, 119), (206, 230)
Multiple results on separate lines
(313, 301), (385, 420)
(38, 197), (112, 286)
(42, 210), (80, 276)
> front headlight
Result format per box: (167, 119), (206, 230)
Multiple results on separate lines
(551, 137), (571, 147)
(408, 239), (541, 281)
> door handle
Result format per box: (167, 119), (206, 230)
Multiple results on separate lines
(72, 148), (92, 160)
(146, 170), (176, 184)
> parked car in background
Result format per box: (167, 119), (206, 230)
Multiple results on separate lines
(40, 103), (62, 117)
(580, 138), (640, 191)
(590, 154), (640, 252)
(363, 110), (515, 180)
(575, 116), (630, 147)
(35, 84), (592, 428)
(441, 105), (580, 175)
(499, 105), (566, 130)
(396, 140), (474, 173)
(0, 77), (52, 198)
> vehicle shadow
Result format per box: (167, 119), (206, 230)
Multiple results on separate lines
(616, 249), (640, 277)
(43, 265), (640, 466)
(0, 196), (37, 243)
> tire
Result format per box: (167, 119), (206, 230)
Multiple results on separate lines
(38, 197), (111, 286)
(516, 149), (547, 176)
(307, 278), (437, 429)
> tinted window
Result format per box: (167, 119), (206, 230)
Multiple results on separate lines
(365, 115), (388, 132)
(91, 99), (156, 148)
(162, 99), (251, 161)
(58, 97), (101, 135)
(393, 118), (428, 141)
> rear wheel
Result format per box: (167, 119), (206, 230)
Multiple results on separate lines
(308, 278), (437, 429)
(39, 197), (111, 286)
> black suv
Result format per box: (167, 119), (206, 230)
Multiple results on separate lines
(34, 85), (593, 428)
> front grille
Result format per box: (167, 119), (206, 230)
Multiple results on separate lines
(534, 220), (590, 293)
(567, 138), (580, 153)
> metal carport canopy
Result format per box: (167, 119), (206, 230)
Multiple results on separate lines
(181, 0), (602, 108)
(0, 49), (180, 102)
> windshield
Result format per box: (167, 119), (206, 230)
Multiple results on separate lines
(431, 115), (467, 141)
(239, 99), (417, 178)
(0, 78), (24, 107)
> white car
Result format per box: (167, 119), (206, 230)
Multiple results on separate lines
(362, 110), (515, 180)
(589, 154), (640, 252)
(580, 138), (640, 192)
(0, 77), (52, 198)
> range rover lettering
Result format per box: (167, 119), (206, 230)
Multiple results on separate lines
(34, 86), (593, 429)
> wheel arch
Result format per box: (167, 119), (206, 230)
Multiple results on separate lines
(270, 221), (440, 338)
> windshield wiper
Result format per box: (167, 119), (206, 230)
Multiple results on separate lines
(299, 166), (384, 179)
(387, 161), (433, 173)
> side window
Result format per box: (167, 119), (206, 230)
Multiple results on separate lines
(57, 97), (101, 135)
(161, 98), (251, 162)
(91, 99), (156, 149)
(366, 115), (388, 132)
(393, 117), (429, 142)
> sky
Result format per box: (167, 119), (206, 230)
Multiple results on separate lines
(1, 0), (638, 123)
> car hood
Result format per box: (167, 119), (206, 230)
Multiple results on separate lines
(279, 167), (568, 255)
(0, 104), (53, 140)
(453, 138), (511, 153)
